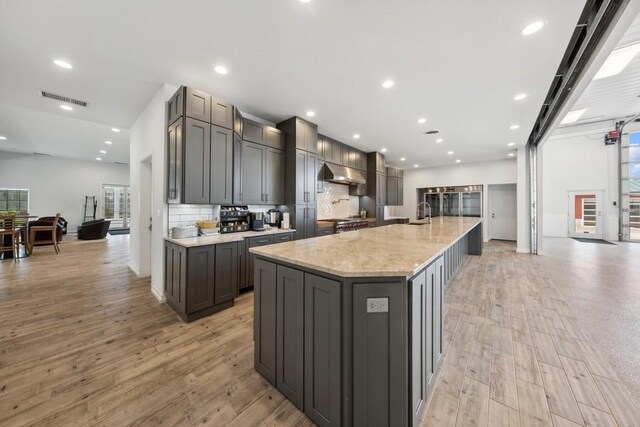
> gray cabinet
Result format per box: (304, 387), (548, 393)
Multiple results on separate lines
(316, 227), (334, 237)
(214, 242), (238, 305)
(386, 167), (404, 206)
(211, 96), (233, 129)
(254, 259), (277, 385)
(233, 106), (243, 136)
(293, 149), (317, 205)
(277, 116), (318, 154)
(434, 256), (444, 370)
(164, 241), (186, 313)
(362, 152), (388, 225)
(294, 206), (317, 240)
(238, 238), (247, 289)
(376, 173), (387, 206)
(241, 141), (266, 205)
(247, 235), (274, 288)
(233, 133), (243, 204)
(265, 147), (285, 205)
(183, 118), (211, 204)
(186, 245), (216, 314)
(266, 127), (285, 150)
(244, 119), (285, 150)
(276, 266), (305, 410)
(304, 273), (342, 426)
(184, 87), (211, 123)
(410, 270), (427, 425)
(210, 125), (233, 205)
(167, 119), (183, 204)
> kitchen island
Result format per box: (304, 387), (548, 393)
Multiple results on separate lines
(251, 217), (482, 427)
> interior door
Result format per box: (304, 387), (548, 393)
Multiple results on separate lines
(489, 187), (516, 241)
(568, 191), (604, 239)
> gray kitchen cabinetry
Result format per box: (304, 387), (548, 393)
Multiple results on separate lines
(362, 152), (387, 225)
(386, 167), (404, 206)
(233, 133), (243, 205)
(278, 116), (318, 154)
(319, 134), (367, 172)
(183, 118), (211, 204)
(210, 125), (233, 205)
(164, 240), (239, 322)
(233, 106), (243, 136)
(167, 119), (183, 204)
(211, 96), (233, 129)
(265, 147), (285, 204)
(293, 150), (317, 205)
(254, 259), (277, 384)
(243, 119), (285, 150)
(316, 227), (335, 237)
(295, 206), (317, 240)
(244, 232), (297, 290)
(240, 141), (285, 205)
(167, 86), (235, 129)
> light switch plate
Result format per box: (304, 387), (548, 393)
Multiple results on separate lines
(367, 297), (389, 313)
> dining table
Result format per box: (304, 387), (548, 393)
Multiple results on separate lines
(1, 214), (37, 260)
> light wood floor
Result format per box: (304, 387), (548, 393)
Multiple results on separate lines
(0, 237), (638, 426)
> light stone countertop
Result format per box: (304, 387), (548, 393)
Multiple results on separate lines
(250, 217), (482, 278)
(165, 228), (296, 248)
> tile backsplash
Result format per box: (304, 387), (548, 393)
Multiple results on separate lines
(317, 183), (360, 220)
(167, 204), (276, 232)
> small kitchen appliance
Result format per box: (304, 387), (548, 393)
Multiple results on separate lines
(266, 209), (281, 228)
(251, 212), (265, 231)
(219, 205), (250, 234)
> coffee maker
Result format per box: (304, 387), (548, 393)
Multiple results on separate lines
(266, 209), (281, 228)
(219, 205), (250, 234)
(250, 212), (265, 230)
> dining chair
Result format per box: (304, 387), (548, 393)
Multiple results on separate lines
(0, 215), (21, 261)
(28, 213), (61, 254)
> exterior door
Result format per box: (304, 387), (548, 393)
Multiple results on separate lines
(489, 187), (516, 241)
(103, 184), (130, 229)
(568, 191), (604, 239)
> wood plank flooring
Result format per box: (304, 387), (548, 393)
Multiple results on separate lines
(0, 237), (638, 426)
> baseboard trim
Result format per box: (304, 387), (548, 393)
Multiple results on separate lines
(127, 262), (141, 277)
(151, 286), (166, 304)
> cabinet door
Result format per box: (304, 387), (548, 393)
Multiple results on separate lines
(254, 259), (277, 385)
(238, 238), (247, 290)
(306, 121), (318, 153)
(210, 125), (233, 205)
(167, 87), (184, 125)
(376, 152), (386, 173)
(241, 141), (266, 204)
(305, 206), (317, 238)
(266, 127), (285, 150)
(185, 87), (211, 123)
(304, 273), (341, 426)
(243, 119), (266, 144)
(165, 241), (186, 315)
(295, 150), (307, 204)
(425, 263), (436, 392)
(387, 176), (398, 206)
(434, 256), (444, 370)
(186, 245), (215, 314)
(247, 236), (274, 287)
(167, 119), (183, 203)
(211, 96), (233, 129)
(332, 139), (343, 164)
(265, 148), (285, 205)
(317, 135), (325, 160)
(410, 271), (427, 424)
(306, 152), (318, 204)
(376, 173), (387, 206)
(376, 206), (385, 227)
(233, 134), (243, 204)
(359, 150), (367, 171)
(233, 106), (243, 136)
(276, 266), (305, 410)
(397, 178), (404, 206)
(184, 118), (211, 204)
(214, 242), (238, 304)
(294, 206), (306, 240)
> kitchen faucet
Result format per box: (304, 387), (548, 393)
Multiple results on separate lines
(417, 202), (432, 223)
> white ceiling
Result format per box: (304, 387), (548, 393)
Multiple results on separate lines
(560, 13), (640, 128)
(0, 0), (587, 168)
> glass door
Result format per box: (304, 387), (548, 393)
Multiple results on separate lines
(623, 132), (640, 241)
(461, 192), (482, 217)
(442, 193), (460, 216)
(423, 193), (442, 217)
(568, 191), (603, 239)
(103, 185), (131, 229)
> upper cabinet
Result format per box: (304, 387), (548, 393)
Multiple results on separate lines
(239, 141), (285, 206)
(233, 107), (243, 136)
(243, 118), (285, 150)
(386, 167), (404, 206)
(318, 134), (367, 171)
(278, 117), (318, 154)
(167, 86), (235, 128)
(211, 96), (233, 129)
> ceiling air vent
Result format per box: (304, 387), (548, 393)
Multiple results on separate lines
(32, 152), (51, 156)
(424, 130), (440, 135)
(114, 161), (128, 165)
(40, 90), (88, 107)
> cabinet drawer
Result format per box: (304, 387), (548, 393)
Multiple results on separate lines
(248, 236), (273, 247)
(316, 227), (334, 236)
(273, 233), (294, 242)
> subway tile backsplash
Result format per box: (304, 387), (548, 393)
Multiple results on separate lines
(167, 204), (276, 232)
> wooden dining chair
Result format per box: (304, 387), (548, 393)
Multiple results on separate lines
(0, 215), (21, 261)
(28, 213), (61, 254)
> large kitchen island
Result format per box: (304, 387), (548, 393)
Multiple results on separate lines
(251, 217), (483, 427)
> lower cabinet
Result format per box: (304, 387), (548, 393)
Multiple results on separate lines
(164, 241), (238, 322)
(294, 205), (317, 240)
(316, 227), (335, 237)
(244, 232), (296, 290)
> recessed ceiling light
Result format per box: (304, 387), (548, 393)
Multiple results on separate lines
(522, 21), (546, 36)
(111, 128), (120, 133)
(382, 80), (395, 89)
(299, 0), (312, 3)
(214, 65), (228, 75)
(508, 153), (515, 157)
(96, 157), (102, 161)
(105, 140), (113, 145)
(400, 157), (406, 161)
(353, 134), (361, 139)
(306, 111), (315, 118)
(455, 159), (461, 163)
(513, 93), (528, 101)
(560, 108), (587, 124)
(414, 164), (419, 168)
(436, 138), (443, 143)
(53, 59), (73, 69)
(60, 104), (73, 111)
(507, 142), (516, 146)
(0, 136), (6, 140)
(510, 124), (520, 130)
(100, 150), (107, 154)
(594, 43), (640, 80)
(447, 151), (454, 155)
(380, 148), (388, 153)
(417, 118), (427, 124)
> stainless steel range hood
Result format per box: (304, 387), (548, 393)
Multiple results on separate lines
(321, 163), (366, 185)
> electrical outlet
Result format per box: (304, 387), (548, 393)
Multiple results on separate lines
(367, 297), (389, 313)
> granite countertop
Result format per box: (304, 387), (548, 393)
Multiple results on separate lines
(165, 228), (296, 248)
(250, 217), (482, 278)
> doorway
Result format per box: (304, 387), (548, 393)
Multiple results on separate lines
(568, 191), (604, 240)
(489, 184), (517, 241)
(139, 156), (153, 278)
(102, 184), (131, 230)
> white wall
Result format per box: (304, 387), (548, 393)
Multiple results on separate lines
(394, 159), (517, 242)
(542, 130), (619, 241)
(0, 151), (129, 230)
(129, 83), (177, 301)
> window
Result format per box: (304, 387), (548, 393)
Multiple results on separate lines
(623, 132), (640, 241)
(0, 188), (29, 212)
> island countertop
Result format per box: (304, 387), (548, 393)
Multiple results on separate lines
(250, 216), (482, 277)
